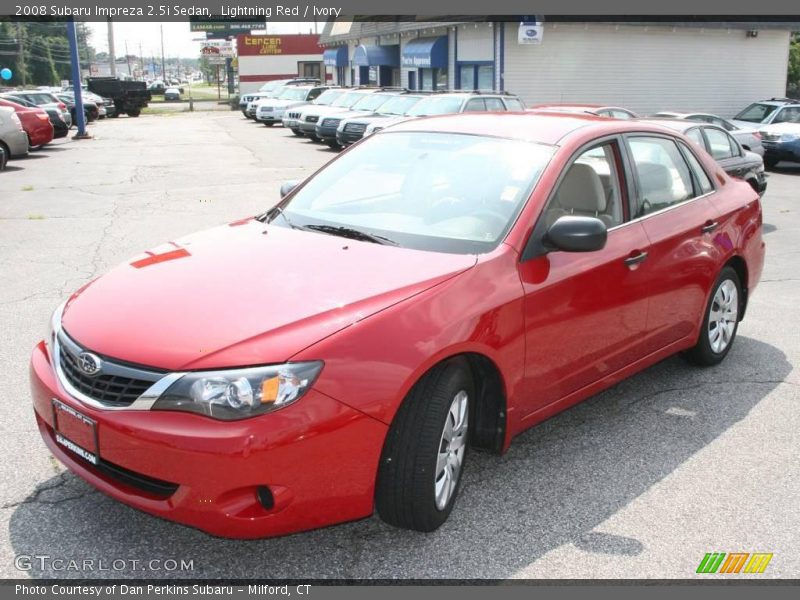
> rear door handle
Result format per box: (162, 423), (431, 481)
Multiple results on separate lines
(624, 251), (648, 268)
(701, 221), (719, 234)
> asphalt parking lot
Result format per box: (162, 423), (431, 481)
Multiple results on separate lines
(0, 112), (798, 580)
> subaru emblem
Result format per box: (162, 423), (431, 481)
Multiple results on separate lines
(77, 352), (102, 376)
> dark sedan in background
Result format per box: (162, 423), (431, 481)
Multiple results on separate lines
(641, 118), (767, 196)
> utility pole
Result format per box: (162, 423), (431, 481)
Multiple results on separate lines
(138, 42), (143, 79)
(16, 22), (26, 86)
(124, 41), (132, 77)
(66, 20), (89, 139)
(160, 25), (166, 81)
(107, 18), (116, 77)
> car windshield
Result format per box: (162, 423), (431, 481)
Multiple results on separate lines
(352, 93), (396, 112)
(331, 92), (369, 108)
(406, 96), (464, 116)
(278, 88), (310, 101)
(376, 95), (424, 116)
(313, 89), (344, 105)
(734, 103), (779, 123)
(273, 132), (554, 254)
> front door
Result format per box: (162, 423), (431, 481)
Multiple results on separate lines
(519, 139), (653, 417)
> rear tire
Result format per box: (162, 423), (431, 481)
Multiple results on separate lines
(682, 266), (742, 366)
(128, 110), (141, 118)
(764, 157), (779, 170)
(375, 358), (473, 532)
(263, 122), (274, 127)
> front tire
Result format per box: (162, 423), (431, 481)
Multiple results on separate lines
(764, 156), (779, 170)
(683, 266), (741, 366)
(376, 359), (473, 532)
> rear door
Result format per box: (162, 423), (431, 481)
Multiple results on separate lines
(623, 134), (721, 352)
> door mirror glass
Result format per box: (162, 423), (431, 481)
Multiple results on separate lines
(546, 216), (607, 252)
(280, 180), (300, 198)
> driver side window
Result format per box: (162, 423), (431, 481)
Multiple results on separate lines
(543, 142), (625, 229)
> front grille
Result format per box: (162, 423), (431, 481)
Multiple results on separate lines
(321, 118), (340, 128)
(344, 122), (367, 134)
(305, 115), (319, 123)
(259, 106), (273, 112)
(288, 111), (300, 119)
(57, 331), (163, 407)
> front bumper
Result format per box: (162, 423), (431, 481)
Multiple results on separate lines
(30, 341), (387, 539)
(762, 140), (800, 164)
(256, 109), (285, 123)
(336, 130), (364, 146)
(315, 123), (339, 142)
(299, 119), (319, 135)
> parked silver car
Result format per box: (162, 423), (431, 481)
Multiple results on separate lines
(0, 106), (30, 159)
(650, 111), (764, 156)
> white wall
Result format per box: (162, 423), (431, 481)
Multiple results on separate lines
(502, 23), (791, 117)
(238, 53), (323, 94)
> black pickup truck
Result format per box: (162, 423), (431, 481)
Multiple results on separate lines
(86, 78), (151, 117)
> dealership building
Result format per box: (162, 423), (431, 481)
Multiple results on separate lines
(319, 20), (795, 117)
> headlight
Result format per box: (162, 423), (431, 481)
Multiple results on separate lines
(780, 133), (800, 142)
(46, 301), (66, 363)
(152, 362), (323, 420)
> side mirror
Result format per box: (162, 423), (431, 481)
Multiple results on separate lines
(280, 180), (300, 198)
(546, 215), (607, 252)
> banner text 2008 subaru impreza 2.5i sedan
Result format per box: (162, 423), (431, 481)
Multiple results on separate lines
(30, 113), (765, 539)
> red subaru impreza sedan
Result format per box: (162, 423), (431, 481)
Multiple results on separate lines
(30, 113), (764, 538)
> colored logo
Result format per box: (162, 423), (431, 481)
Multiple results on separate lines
(697, 552), (773, 574)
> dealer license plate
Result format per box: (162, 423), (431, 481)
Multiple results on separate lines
(52, 399), (99, 465)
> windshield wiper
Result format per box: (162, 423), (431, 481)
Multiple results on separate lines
(303, 224), (398, 245)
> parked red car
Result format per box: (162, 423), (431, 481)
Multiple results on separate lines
(30, 113), (764, 538)
(0, 97), (54, 148)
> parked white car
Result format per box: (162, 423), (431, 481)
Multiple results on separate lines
(254, 85), (333, 126)
(282, 89), (348, 134)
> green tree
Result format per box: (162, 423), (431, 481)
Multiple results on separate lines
(788, 34), (800, 97)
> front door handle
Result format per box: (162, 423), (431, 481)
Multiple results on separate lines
(701, 221), (719, 234)
(624, 251), (648, 268)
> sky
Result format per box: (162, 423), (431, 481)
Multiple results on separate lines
(87, 22), (316, 59)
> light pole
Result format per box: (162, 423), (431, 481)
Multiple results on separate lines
(66, 20), (90, 139)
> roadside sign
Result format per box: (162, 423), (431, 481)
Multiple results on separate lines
(206, 56), (227, 65)
(201, 40), (235, 58)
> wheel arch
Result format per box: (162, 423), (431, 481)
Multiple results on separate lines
(724, 255), (749, 320)
(388, 351), (509, 456)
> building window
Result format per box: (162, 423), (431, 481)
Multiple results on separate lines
(299, 62), (321, 79)
(457, 63), (494, 91)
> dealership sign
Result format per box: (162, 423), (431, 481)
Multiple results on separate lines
(201, 40), (234, 57)
(236, 34), (321, 57)
(518, 21), (543, 44)
(190, 18), (266, 35)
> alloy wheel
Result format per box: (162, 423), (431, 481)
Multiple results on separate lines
(435, 390), (469, 510)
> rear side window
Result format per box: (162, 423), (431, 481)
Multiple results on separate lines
(628, 136), (696, 217)
(704, 128), (735, 160)
(484, 98), (506, 111)
(464, 99), (486, 112)
(772, 106), (800, 124)
(609, 109), (635, 120)
(678, 142), (714, 195)
(685, 127), (705, 149)
(503, 98), (524, 111)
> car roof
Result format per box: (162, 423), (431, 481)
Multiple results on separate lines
(637, 117), (723, 134)
(387, 112), (679, 145)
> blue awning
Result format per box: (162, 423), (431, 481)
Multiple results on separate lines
(401, 36), (448, 69)
(323, 46), (348, 67)
(353, 44), (400, 67)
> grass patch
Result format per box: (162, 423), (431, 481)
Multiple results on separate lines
(21, 185), (34, 191)
(27, 214), (45, 220)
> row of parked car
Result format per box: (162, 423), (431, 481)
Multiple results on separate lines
(240, 78), (800, 195)
(0, 86), (118, 172)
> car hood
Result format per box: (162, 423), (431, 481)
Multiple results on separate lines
(261, 99), (308, 109)
(731, 119), (768, 130)
(757, 122), (800, 136)
(300, 105), (353, 118)
(61, 219), (476, 371)
(322, 109), (374, 122)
